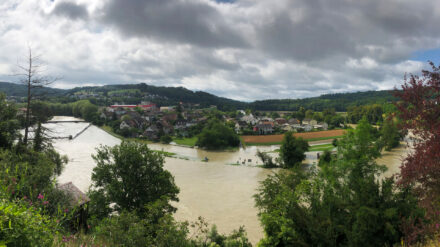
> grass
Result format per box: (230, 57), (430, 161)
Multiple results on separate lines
(100, 125), (124, 139)
(309, 144), (335, 152)
(172, 136), (198, 147)
(245, 141), (283, 146)
(245, 135), (343, 146)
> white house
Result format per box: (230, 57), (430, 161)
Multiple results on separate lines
(120, 121), (130, 129)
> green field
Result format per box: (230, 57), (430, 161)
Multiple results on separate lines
(245, 141), (282, 146)
(100, 125), (124, 139)
(172, 137), (198, 147)
(305, 135), (344, 142)
(245, 135), (343, 146)
(309, 144), (335, 152)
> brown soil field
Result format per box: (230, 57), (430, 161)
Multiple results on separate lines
(241, 129), (346, 144)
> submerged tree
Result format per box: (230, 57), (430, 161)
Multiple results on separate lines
(279, 132), (309, 168)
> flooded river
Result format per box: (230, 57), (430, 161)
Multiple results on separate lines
(48, 116), (409, 244)
(50, 117), (274, 243)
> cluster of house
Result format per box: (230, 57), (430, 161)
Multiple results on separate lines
(70, 90), (167, 101)
(100, 102), (206, 140)
(101, 103), (329, 140)
(234, 112), (328, 135)
(5, 95), (25, 103)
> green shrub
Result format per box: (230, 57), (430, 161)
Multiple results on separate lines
(0, 199), (58, 247)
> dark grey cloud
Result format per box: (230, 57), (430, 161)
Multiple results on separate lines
(51, 1), (88, 20)
(98, 0), (248, 48)
(256, 9), (354, 61)
(251, 0), (440, 63)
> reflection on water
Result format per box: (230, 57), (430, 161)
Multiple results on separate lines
(48, 117), (409, 245)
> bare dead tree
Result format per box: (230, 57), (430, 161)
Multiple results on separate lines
(15, 47), (59, 144)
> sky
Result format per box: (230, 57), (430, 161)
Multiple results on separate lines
(0, 0), (440, 101)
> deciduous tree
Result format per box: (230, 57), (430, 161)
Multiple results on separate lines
(88, 141), (179, 219)
(279, 132), (309, 168)
(395, 62), (440, 236)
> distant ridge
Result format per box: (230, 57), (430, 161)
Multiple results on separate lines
(0, 81), (397, 111)
(0, 81), (66, 97)
(249, 90), (397, 111)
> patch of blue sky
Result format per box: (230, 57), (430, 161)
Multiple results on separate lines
(411, 47), (440, 65)
(214, 0), (236, 3)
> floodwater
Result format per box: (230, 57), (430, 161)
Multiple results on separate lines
(49, 117), (275, 244)
(48, 116), (409, 245)
(378, 142), (410, 179)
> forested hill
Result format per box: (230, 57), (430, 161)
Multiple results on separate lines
(68, 83), (248, 110)
(249, 90), (397, 112)
(0, 81), (66, 97)
(0, 81), (397, 111)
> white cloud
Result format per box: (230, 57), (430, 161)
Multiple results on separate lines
(0, 0), (439, 101)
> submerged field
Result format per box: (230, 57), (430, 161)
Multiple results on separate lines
(241, 129), (345, 145)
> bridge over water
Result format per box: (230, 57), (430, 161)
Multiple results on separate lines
(29, 122), (91, 140)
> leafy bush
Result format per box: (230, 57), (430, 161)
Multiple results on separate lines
(0, 93), (20, 149)
(0, 199), (59, 247)
(256, 151), (277, 168)
(88, 141), (179, 218)
(160, 135), (172, 144)
(279, 132), (309, 168)
(196, 120), (240, 150)
(0, 148), (67, 201)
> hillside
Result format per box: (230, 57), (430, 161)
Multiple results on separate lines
(0, 81), (398, 111)
(248, 90), (397, 112)
(0, 81), (66, 97)
(68, 83), (247, 110)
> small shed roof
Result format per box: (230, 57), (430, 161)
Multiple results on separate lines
(58, 182), (90, 206)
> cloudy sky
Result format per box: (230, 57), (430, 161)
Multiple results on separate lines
(0, 0), (439, 101)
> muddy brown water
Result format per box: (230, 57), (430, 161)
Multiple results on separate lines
(49, 117), (409, 245)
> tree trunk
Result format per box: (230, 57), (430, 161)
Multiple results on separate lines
(23, 49), (32, 144)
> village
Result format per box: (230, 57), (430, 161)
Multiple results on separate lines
(99, 102), (332, 142)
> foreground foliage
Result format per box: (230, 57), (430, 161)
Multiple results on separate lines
(396, 62), (440, 239)
(0, 94), (19, 149)
(255, 119), (425, 246)
(0, 199), (59, 247)
(88, 141), (179, 219)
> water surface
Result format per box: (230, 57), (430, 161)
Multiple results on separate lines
(48, 117), (409, 244)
